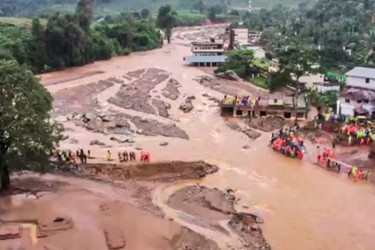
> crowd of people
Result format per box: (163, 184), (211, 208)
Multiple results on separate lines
(270, 126), (305, 159)
(51, 149), (89, 164)
(52, 148), (151, 164)
(340, 124), (374, 145)
(347, 166), (371, 182)
(222, 95), (261, 107)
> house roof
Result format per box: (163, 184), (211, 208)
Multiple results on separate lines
(184, 55), (227, 63)
(346, 67), (375, 79)
(341, 87), (375, 100)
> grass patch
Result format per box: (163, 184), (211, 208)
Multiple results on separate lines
(0, 17), (47, 27)
(175, 11), (206, 26)
(250, 76), (269, 89)
(253, 58), (270, 70)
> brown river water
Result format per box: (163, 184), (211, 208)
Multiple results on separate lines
(37, 26), (375, 250)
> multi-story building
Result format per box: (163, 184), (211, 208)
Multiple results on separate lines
(339, 67), (375, 118)
(232, 28), (249, 46)
(220, 94), (308, 120)
(183, 40), (227, 67)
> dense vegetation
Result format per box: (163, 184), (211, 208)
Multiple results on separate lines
(0, 59), (61, 190)
(242, 0), (375, 71)
(0, 0), (162, 73)
(0, 0), (315, 17)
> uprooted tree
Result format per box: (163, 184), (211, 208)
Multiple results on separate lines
(0, 60), (61, 190)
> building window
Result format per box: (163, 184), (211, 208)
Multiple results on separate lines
(236, 110), (243, 116)
(273, 99), (278, 104)
(297, 112), (305, 118)
(364, 100), (369, 104)
(366, 78), (370, 83)
(357, 100), (362, 104)
(284, 112), (291, 119)
(345, 99), (350, 103)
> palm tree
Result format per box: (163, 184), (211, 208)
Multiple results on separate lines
(355, 29), (375, 66)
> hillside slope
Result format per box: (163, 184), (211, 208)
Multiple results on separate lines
(0, 0), (316, 17)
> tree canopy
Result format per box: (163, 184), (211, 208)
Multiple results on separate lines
(242, 0), (375, 70)
(0, 60), (61, 190)
(157, 5), (177, 44)
(215, 50), (255, 78)
(0, 0), (162, 73)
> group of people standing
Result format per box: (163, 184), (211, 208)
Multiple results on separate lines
(341, 124), (374, 146)
(116, 151), (137, 162)
(222, 95), (261, 107)
(347, 166), (371, 181)
(270, 127), (305, 159)
(51, 149), (89, 164)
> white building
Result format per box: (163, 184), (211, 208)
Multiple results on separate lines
(339, 67), (375, 118)
(312, 82), (340, 93)
(233, 28), (249, 46)
(184, 40), (227, 67)
(240, 46), (265, 59)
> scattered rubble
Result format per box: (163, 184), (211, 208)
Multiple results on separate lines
(109, 68), (169, 115)
(90, 140), (106, 146)
(179, 95), (195, 113)
(229, 213), (271, 250)
(162, 78), (181, 100)
(226, 121), (261, 140)
(109, 135), (135, 144)
(53, 79), (114, 115)
(151, 99), (171, 118)
(171, 227), (220, 250)
(126, 69), (145, 78)
(168, 185), (270, 250)
(248, 116), (285, 132)
(202, 93), (220, 104)
(131, 116), (189, 139)
(215, 70), (240, 81)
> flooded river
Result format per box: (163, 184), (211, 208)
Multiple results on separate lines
(39, 26), (375, 250)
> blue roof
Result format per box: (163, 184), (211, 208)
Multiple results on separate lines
(184, 55), (227, 63)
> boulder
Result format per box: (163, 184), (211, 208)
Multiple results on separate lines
(55, 115), (68, 123)
(90, 140), (106, 146)
(110, 135), (135, 143)
(160, 142), (169, 146)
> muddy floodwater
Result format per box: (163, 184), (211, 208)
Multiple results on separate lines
(31, 25), (375, 250)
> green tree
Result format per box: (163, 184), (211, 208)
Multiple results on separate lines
(30, 18), (48, 72)
(157, 5), (177, 44)
(193, 0), (205, 13)
(140, 9), (150, 19)
(76, 0), (94, 33)
(278, 45), (319, 85)
(216, 50), (255, 78)
(355, 29), (375, 66)
(0, 60), (61, 190)
(208, 7), (217, 21)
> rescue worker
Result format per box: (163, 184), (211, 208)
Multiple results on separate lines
(106, 150), (111, 161)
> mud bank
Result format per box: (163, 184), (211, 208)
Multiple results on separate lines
(167, 185), (270, 250)
(63, 161), (218, 182)
(0, 161), (223, 250)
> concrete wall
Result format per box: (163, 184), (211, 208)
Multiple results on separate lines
(232, 108), (306, 120)
(347, 76), (375, 90)
(313, 85), (340, 93)
(339, 98), (375, 116)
